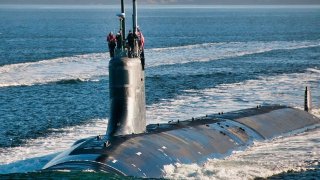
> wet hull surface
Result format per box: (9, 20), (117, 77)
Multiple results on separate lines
(44, 105), (320, 178)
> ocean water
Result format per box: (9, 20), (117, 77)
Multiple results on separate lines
(0, 5), (319, 179)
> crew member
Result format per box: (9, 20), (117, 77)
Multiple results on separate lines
(126, 30), (137, 58)
(107, 32), (116, 58)
(137, 27), (145, 70)
(116, 31), (122, 50)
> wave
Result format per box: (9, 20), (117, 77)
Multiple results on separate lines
(1, 39), (319, 88)
(147, 68), (320, 124)
(0, 53), (108, 88)
(0, 119), (107, 174)
(307, 68), (320, 74)
(55, 78), (89, 85)
(147, 40), (320, 67)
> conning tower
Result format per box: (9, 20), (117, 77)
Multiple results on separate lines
(107, 0), (146, 136)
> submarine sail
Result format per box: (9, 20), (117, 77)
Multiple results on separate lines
(107, 0), (146, 137)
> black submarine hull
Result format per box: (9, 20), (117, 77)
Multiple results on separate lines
(43, 105), (320, 178)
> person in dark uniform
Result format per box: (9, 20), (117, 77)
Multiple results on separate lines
(116, 31), (122, 50)
(107, 32), (116, 58)
(126, 30), (137, 58)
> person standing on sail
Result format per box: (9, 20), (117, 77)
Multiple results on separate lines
(126, 30), (136, 57)
(137, 27), (145, 70)
(107, 32), (116, 58)
(116, 31), (122, 50)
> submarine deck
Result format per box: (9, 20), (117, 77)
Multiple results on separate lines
(44, 105), (320, 178)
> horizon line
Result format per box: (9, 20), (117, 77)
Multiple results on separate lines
(1, 4), (320, 8)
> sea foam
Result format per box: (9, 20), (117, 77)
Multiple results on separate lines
(1, 39), (319, 88)
(163, 127), (320, 180)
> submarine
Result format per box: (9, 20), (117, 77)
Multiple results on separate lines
(43, 0), (320, 178)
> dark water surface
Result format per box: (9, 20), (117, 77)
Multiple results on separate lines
(0, 6), (319, 65)
(0, 5), (319, 179)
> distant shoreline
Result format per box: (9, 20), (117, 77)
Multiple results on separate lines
(0, 4), (320, 9)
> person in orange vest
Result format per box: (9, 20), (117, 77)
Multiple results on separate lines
(107, 32), (116, 58)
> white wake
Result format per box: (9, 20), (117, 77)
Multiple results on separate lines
(164, 127), (320, 180)
(1, 39), (319, 87)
